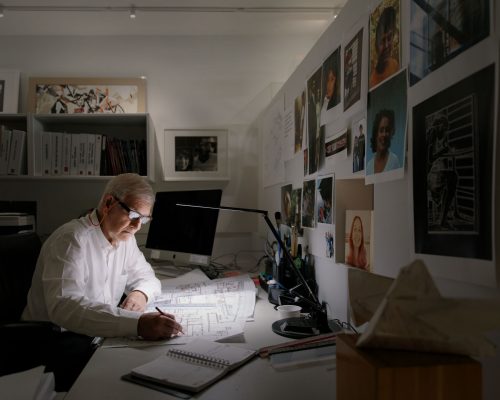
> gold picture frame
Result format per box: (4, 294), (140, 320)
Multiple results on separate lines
(27, 77), (146, 114)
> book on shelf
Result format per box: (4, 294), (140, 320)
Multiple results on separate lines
(77, 133), (88, 176)
(0, 126), (12, 175)
(86, 133), (95, 175)
(51, 131), (63, 175)
(41, 131), (52, 176)
(7, 129), (27, 175)
(70, 134), (79, 176)
(94, 134), (102, 176)
(62, 133), (71, 175)
(127, 338), (256, 393)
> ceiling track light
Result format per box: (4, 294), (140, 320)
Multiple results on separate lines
(0, 5), (4, 18)
(0, 5), (341, 15)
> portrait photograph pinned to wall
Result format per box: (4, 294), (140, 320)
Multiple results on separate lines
(294, 89), (306, 154)
(352, 117), (366, 173)
(301, 178), (316, 228)
(366, 69), (407, 184)
(369, 0), (401, 90)
(306, 66), (323, 175)
(316, 175), (334, 225)
(290, 187), (303, 231)
(320, 46), (341, 126)
(281, 184), (293, 226)
(413, 64), (494, 260)
(343, 28), (363, 111)
(345, 209), (373, 272)
(409, 0), (490, 86)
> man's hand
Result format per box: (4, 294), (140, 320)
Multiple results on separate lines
(120, 290), (148, 312)
(137, 312), (184, 340)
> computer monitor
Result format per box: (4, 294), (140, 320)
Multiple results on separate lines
(145, 189), (222, 266)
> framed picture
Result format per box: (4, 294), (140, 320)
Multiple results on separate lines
(163, 129), (229, 181)
(27, 77), (146, 114)
(0, 70), (20, 113)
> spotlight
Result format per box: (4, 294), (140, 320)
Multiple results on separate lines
(129, 7), (136, 19)
(0, 6), (4, 18)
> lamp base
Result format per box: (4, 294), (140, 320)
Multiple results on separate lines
(271, 317), (343, 339)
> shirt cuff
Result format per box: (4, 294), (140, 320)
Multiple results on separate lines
(116, 308), (142, 337)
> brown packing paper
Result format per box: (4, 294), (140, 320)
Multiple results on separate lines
(348, 260), (500, 357)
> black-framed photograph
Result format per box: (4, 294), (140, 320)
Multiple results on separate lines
(409, 0), (490, 86)
(164, 129), (228, 181)
(412, 64), (494, 260)
(0, 70), (20, 113)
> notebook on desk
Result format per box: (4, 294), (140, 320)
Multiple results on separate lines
(126, 338), (256, 394)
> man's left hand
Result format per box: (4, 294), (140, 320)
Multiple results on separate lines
(120, 290), (148, 312)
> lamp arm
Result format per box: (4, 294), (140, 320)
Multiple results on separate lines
(261, 214), (320, 308)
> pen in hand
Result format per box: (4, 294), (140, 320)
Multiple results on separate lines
(155, 306), (184, 335)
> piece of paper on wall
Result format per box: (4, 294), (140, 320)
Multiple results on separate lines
(262, 95), (285, 187)
(283, 107), (295, 162)
(349, 260), (500, 357)
(324, 127), (348, 165)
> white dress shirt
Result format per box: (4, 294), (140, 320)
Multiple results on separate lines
(22, 210), (161, 338)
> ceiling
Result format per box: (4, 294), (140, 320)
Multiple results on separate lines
(0, 0), (346, 36)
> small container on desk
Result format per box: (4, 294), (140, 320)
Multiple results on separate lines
(336, 333), (481, 400)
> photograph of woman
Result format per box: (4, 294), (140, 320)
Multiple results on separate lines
(366, 109), (399, 174)
(345, 210), (371, 271)
(320, 46), (341, 126)
(369, 1), (400, 89)
(366, 69), (407, 183)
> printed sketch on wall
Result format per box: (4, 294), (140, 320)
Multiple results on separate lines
(345, 210), (373, 272)
(369, 0), (401, 90)
(344, 28), (363, 111)
(294, 90), (306, 154)
(302, 179), (316, 228)
(306, 67), (323, 175)
(320, 46), (341, 125)
(316, 175), (334, 225)
(409, 0), (490, 86)
(366, 69), (407, 184)
(413, 64), (494, 260)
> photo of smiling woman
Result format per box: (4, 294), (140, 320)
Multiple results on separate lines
(366, 69), (407, 184)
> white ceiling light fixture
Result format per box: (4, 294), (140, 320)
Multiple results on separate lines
(0, 5), (4, 18)
(129, 6), (136, 19)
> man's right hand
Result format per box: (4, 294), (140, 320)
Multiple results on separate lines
(137, 312), (183, 340)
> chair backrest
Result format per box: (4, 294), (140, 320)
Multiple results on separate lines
(0, 232), (42, 322)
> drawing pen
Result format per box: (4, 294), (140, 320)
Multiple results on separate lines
(156, 306), (184, 334)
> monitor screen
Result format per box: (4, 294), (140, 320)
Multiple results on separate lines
(145, 189), (222, 266)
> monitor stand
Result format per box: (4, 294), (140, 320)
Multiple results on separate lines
(272, 317), (343, 339)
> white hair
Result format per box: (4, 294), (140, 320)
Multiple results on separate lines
(98, 173), (154, 208)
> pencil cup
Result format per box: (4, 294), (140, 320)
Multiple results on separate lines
(277, 305), (301, 319)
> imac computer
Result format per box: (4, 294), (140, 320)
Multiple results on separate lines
(145, 189), (222, 267)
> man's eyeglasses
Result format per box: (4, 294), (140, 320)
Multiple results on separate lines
(114, 197), (152, 225)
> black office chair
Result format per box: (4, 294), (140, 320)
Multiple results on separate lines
(0, 232), (58, 376)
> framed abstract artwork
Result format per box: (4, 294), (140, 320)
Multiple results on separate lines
(27, 77), (146, 114)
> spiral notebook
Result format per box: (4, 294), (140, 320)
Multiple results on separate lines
(128, 338), (256, 393)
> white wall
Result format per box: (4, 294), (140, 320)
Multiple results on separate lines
(0, 33), (320, 267)
(256, 0), (500, 325)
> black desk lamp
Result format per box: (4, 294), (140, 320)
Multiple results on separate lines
(176, 203), (342, 338)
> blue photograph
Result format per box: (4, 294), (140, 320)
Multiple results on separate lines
(366, 69), (407, 182)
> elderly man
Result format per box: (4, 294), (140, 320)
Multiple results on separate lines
(23, 173), (182, 391)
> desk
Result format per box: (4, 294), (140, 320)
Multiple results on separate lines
(65, 289), (336, 400)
